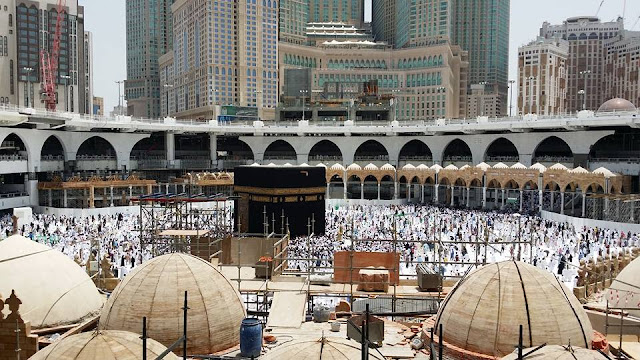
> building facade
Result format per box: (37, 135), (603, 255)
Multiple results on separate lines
(279, 41), (468, 120)
(279, 0), (308, 44)
(603, 31), (640, 108)
(466, 83), (501, 118)
(371, 0), (395, 44)
(125, 0), (173, 119)
(517, 37), (568, 115)
(160, 0), (278, 120)
(395, 0), (452, 49)
(308, 0), (363, 27)
(0, 0), (92, 114)
(452, 0), (510, 116)
(540, 16), (623, 112)
(92, 96), (103, 115)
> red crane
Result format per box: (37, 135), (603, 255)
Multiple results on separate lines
(40, 0), (65, 111)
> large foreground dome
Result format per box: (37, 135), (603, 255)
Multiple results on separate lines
(0, 235), (103, 328)
(609, 256), (640, 318)
(99, 253), (245, 355)
(434, 261), (592, 358)
(262, 337), (384, 359)
(597, 98), (636, 113)
(30, 330), (178, 360)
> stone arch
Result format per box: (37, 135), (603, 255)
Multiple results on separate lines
(589, 130), (640, 162)
(0, 133), (30, 160)
(484, 137), (519, 163)
(380, 175), (394, 200)
(309, 140), (343, 163)
(354, 140), (389, 163)
(398, 139), (432, 164)
(363, 175), (378, 200)
(130, 135), (165, 160)
(264, 139), (297, 160)
(40, 135), (66, 160)
(533, 136), (574, 164)
(504, 179), (520, 189)
(442, 138), (472, 164)
(522, 180), (538, 190)
(76, 136), (117, 160)
(217, 137), (254, 161)
(347, 175), (362, 199)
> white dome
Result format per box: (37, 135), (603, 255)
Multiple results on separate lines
(529, 163), (547, 172)
(430, 164), (443, 173)
(250, 162), (261, 166)
(475, 162), (491, 171)
(299, 163), (309, 167)
(416, 164), (430, 170)
(380, 163), (395, 171)
(330, 163), (345, 170)
(283, 163), (293, 167)
(346, 163), (362, 171)
(597, 98), (637, 113)
(569, 166), (589, 174)
(493, 162), (508, 169)
(511, 162), (527, 169)
(30, 330), (178, 360)
(459, 164), (470, 170)
(0, 235), (104, 328)
(267, 163), (277, 167)
(402, 164), (415, 169)
(610, 257), (640, 318)
(592, 167), (615, 177)
(100, 253), (246, 355)
(444, 164), (458, 170)
(364, 163), (378, 170)
(549, 163), (568, 171)
(315, 163), (327, 168)
(262, 337), (384, 360)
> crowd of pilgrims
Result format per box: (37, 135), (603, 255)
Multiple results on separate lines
(0, 203), (638, 289)
(287, 204), (640, 289)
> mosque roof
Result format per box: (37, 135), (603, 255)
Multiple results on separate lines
(592, 167), (615, 177)
(416, 164), (430, 170)
(267, 163), (277, 167)
(493, 162), (509, 169)
(346, 163), (362, 171)
(444, 164), (458, 170)
(0, 235), (103, 328)
(501, 345), (607, 360)
(549, 163), (569, 170)
(299, 163), (309, 167)
(434, 261), (593, 358)
(569, 166), (589, 174)
(529, 163), (547, 172)
(99, 253), (246, 355)
(262, 337), (384, 360)
(30, 330), (178, 360)
(380, 163), (395, 171)
(316, 163), (327, 168)
(250, 162), (261, 166)
(459, 164), (470, 170)
(475, 162), (491, 171)
(283, 163), (293, 167)
(511, 162), (527, 169)
(364, 163), (378, 170)
(330, 163), (345, 170)
(597, 98), (636, 113)
(402, 164), (415, 169)
(430, 164), (443, 172)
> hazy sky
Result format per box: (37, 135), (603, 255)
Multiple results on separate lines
(83, 0), (640, 114)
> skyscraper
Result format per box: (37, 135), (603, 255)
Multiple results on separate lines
(371, 0), (395, 44)
(540, 17), (623, 112)
(125, 0), (173, 118)
(452, 0), (510, 116)
(0, 0), (92, 114)
(395, 0), (453, 48)
(309, 0), (363, 27)
(279, 0), (308, 44)
(160, 0), (278, 120)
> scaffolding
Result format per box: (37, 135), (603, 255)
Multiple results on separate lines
(272, 209), (535, 320)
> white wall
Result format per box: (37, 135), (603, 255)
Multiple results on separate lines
(540, 210), (640, 233)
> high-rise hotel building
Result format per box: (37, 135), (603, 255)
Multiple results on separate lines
(0, 0), (93, 113)
(125, 0), (173, 118)
(160, 0), (278, 120)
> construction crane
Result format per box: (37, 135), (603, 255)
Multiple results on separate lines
(40, 0), (65, 111)
(595, 0), (605, 17)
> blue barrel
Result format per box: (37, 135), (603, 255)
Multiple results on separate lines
(240, 318), (262, 358)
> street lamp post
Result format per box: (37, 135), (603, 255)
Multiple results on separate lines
(115, 80), (124, 116)
(299, 89), (308, 121)
(508, 79), (515, 117)
(61, 75), (71, 112)
(163, 84), (173, 117)
(579, 70), (591, 110)
(578, 90), (585, 111)
(22, 67), (34, 108)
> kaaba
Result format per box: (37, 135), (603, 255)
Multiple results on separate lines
(234, 166), (326, 237)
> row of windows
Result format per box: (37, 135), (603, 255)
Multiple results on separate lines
(0, 36), (7, 56)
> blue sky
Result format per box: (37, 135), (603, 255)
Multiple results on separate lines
(83, 0), (640, 114)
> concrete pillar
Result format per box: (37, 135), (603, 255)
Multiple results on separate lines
(519, 153), (533, 167)
(110, 186), (114, 207)
(165, 183), (169, 194)
(482, 187), (487, 209)
(494, 189), (498, 207)
(630, 200), (635, 223)
(63, 189), (68, 208)
(434, 184), (439, 203)
(166, 132), (175, 162)
(550, 191), (554, 211)
(519, 190), (523, 213)
(326, 184), (330, 199)
(604, 198), (609, 220)
(450, 185), (454, 207)
(538, 189), (543, 211)
(394, 181), (398, 200)
(407, 184), (411, 201)
(501, 189), (506, 208)
(560, 192), (565, 215)
(209, 134), (217, 169)
(360, 182), (364, 200)
(296, 154), (308, 165)
(89, 186), (95, 208)
(129, 185), (133, 205)
(421, 184), (425, 203)
(466, 187), (470, 208)
(344, 181), (347, 199)
(581, 192), (586, 218)
(377, 182), (381, 200)
(48, 189), (52, 207)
